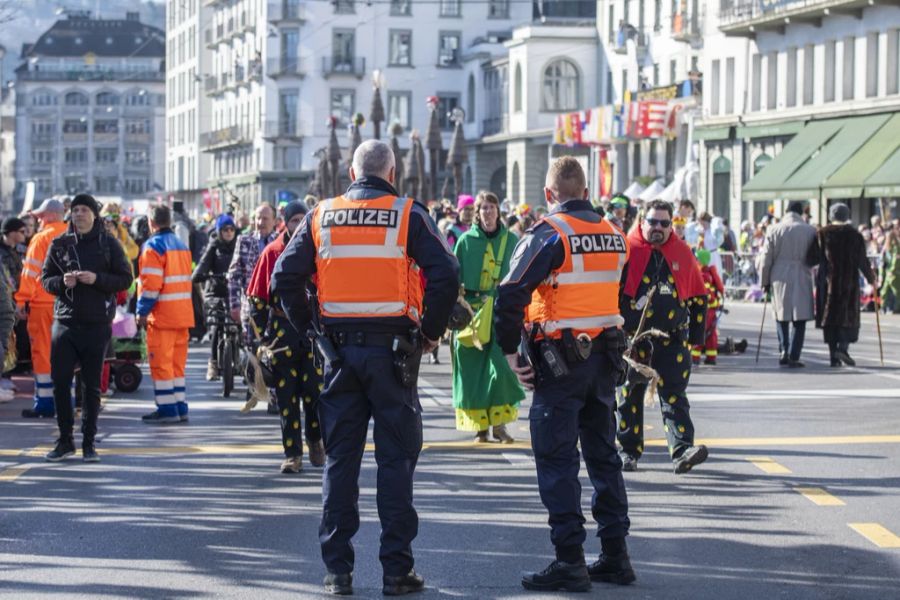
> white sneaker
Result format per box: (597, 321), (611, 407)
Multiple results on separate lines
(0, 389), (15, 401)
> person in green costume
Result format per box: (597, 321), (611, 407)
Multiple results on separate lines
(452, 191), (525, 443)
(880, 223), (900, 314)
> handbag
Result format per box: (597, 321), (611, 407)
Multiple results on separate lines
(457, 231), (508, 350)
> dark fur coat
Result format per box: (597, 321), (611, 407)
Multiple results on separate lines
(809, 224), (875, 340)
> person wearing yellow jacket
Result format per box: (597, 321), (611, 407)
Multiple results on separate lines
(17, 199), (68, 418)
(100, 202), (140, 263)
(136, 204), (195, 424)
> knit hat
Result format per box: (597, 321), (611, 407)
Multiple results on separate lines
(282, 200), (308, 223)
(828, 203), (850, 223)
(215, 214), (236, 232)
(1, 217), (26, 235)
(457, 194), (475, 210)
(70, 193), (100, 217)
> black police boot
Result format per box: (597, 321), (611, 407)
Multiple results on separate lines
(673, 444), (708, 474)
(383, 570), (425, 596)
(323, 572), (352, 595)
(44, 438), (76, 462)
(521, 547), (591, 593)
(589, 538), (636, 585)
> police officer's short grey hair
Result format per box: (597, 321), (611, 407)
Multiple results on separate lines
(149, 204), (172, 228)
(352, 140), (395, 180)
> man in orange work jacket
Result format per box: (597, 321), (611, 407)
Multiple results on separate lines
(495, 157), (635, 593)
(18, 198), (68, 419)
(136, 204), (195, 424)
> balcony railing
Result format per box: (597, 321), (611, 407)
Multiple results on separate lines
(262, 119), (305, 139)
(321, 57), (366, 79)
(201, 125), (254, 150)
(613, 26), (649, 59)
(269, 1), (306, 22)
(672, 8), (704, 42)
(62, 131), (88, 141)
(31, 133), (56, 145)
(267, 57), (306, 78)
(718, 0), (864, 34)
(17, 69), (164, 82)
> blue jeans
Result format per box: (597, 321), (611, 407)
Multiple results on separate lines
(776, 320), (806, 362)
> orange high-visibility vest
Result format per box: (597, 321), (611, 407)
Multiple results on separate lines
(15, 221), (68, 308)
(311, 194), (423, 322)
(137, 230), (195, 329)
(525, 213), (629, 339)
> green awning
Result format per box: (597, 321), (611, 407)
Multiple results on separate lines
(736, 120), (805, 140)
(741, 119), (844, 201)
(693, 126), (731, 141)
(779, 113), (890, 200)
(864, 146), (900, 197)
(823, 113), (900, 198)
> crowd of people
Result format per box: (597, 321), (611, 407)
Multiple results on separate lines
(1, 140), (897, 594)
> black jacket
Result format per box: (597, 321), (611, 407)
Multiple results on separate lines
(192, 235), (236, 301)
(0, 241), (23, 290)
(271, 176), (460, 341)
(42, 221), (134, 326)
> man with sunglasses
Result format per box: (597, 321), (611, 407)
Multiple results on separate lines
(618, 199), (710, 475)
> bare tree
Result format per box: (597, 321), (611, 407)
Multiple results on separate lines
(0, 0), (21, 26)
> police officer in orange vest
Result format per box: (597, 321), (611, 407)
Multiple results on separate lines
(495, 157), (635, 593)
(271, 140), (458, 596)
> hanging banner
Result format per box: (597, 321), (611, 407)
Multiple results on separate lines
(599, 148), (612, 197)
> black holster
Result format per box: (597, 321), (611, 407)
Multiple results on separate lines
(308, 329), (342, 371)
(599, 328), (628, 386)
(392, 329), (423, 388)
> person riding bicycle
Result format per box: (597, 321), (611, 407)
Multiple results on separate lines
(192, 214), (238, 380)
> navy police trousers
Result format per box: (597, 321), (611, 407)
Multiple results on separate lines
(530, 351), (630, 552)
(317, 343), (423, 577)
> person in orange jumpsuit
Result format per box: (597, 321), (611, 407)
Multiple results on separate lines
(17, 198), (68, 418)
(136, 204), (195, 424)
(691, 248), (725, 365)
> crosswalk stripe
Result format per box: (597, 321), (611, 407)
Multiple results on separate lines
(794, 487), (845, 506)
(746, 456), (792, 474)
(849, 523), (900, 548)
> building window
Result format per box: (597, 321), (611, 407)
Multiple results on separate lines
(513, 63), (523, 112)
(843, 36), (856, 101)
(653, 63), (660, 86)
(387, 90), (412, 129)
(334, 0), (354, 14)
(751, 54), (761, 111)
(125, 119), (151, 134)
(125, 179), (148, 194)
(95, 148), (118, 163)
(654, 0), (661, 31)
(767, 51), (778, 110)
(887, 31), (899, 96)
(390, 0), (411, 16)
(96, 92), (120, 106)
(725, 57), (735, 113)
(279, 90), (299, 132)
(867, 32), (879, 98)
(126, 150), (150, 164)
(32, 150), (54, 164)
(710, 59), (720, 115)
(333, 29), (356, 66)
(803, 44), (815, 105)
(94, 120), (118, 134)
(63, 120), (88, 134)
(95, 177), (118, 193)
(824, 40), (836, 102)
(438, 32), (461, 67)
(466, 74), (475, 121)
(542, 59), (580, 112)
(64, 148), (88, 164)
(488, 0), (508, 18)
(437, 94), (460, 129)
(440, 0), (460, 17)
(389, 30), (412, 66)
(31, 92), (57, 106)
(608, 5), (616, 44)
(65, 91), (89, 106)
(786, 47), (797, 107)
(331, 89), (355, 127)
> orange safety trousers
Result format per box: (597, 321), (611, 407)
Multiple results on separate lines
(146, 325), (189, 408)
(27, 304), (55, 413)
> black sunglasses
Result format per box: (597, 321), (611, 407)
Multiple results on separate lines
(646, 218), (672, 228)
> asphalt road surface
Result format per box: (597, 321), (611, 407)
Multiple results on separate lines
(1, 303), (899, 599)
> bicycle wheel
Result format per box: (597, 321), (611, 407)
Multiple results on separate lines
(222, 338), (234, 398)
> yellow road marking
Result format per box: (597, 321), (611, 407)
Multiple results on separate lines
(849, 523), (900, 548)
(794, 487), (845, 506)
(0, 465), (31, 482)
(2, 433), (900, 460)
(746, 456), (792, 474)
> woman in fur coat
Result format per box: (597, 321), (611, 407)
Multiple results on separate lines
(809, 203), (877, 367)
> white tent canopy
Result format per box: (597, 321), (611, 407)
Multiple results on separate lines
(622, 180), (646, 199)
(638, 179), (666, 202)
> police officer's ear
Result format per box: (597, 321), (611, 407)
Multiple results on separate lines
(348, 166), (357, 183)
(386, 166), (395, 185)
(582, 187), (590, 201)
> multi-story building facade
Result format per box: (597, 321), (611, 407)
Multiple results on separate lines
(13, 12), (166, 208)
(168, 0), (533, 213)
(0, 87), (15, 212)
(165, 0), (211, 211)
(696, 0), (900, 225)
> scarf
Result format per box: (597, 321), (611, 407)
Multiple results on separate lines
(624, 225), (707, 300)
